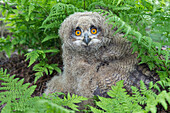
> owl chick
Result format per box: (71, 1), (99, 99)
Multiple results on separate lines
(45, 12), (158, 98)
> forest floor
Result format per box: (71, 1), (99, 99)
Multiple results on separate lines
(0, 52), (63, 96)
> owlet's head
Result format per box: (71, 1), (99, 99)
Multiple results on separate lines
(59, 12), (109, 53)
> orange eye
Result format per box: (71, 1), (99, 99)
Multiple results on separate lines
(91, 28), (97, 34)
(75, 30), (81, 36)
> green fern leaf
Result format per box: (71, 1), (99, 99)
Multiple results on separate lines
(153, 42), (162, 55)
(50, 64), (61, 73)
(107, 80), (126, 98)
(0, 69), (37, 112)
(124, 25), (131, 37)
(29, 100), (75, 113)
(34, 72), (44, 83)
(21, 0), (26, 5)
(116, 0), (122, 6)
(25, 50), (39, 67)
(96, 97), (115, 112)
(63, 93), (88, 111)
(42, 35), (59, 43)
(44, 92), (88, 111)
(90, 80), (143, 113)
(28, 4), (35, 16)
(165, 50), (169, 65)
(43, 49), (60, 53)
(1, 101), (11, 113)
(145, 36), (152, 51)
(156, 91), (170, 110)
(153, 83), (161, 92)
(89, 105), (104, 113)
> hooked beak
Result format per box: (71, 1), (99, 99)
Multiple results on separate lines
(83, 33), (91, 45)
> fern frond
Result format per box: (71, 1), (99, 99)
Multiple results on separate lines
(0, 68), (88, 112)
(41, 3), (84, 32)
(25, 50), (47, 67)
(90, 80), (170, 113)
(28, 100), (75, 113)
(156, 91), (170, 110)
(88, 1), (108, 11)
(63, 93), (88, 111)
(33, 62), (61, 83)
(90, 80), (143, 113)
(43, 92), (88, 111)
(0, 68), (37, 112)
(42, 34), (59, 43)
(89, 105), (104, 113)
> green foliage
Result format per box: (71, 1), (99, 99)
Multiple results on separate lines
(41, 2), (84, 42)
(0, 0), (169, 112)
(90, 80), (170, 113)
(89, 0), (169, 45)
(28, 99), (75, 113)
(25, 49), (61, 83)
(43, 92), (88, 111)
(33, 62), (61, 83)
(0, 0), (57, 52)
(0, 0), (63, 82)
(0, 36), (12, 57)
(38, 1), (86, 56)
(0, 68), (37, 112)
(0, 68), (88, 113)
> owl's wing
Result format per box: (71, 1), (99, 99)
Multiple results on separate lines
(125, 63), (159, 91)
(93, 63), (159, 97)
